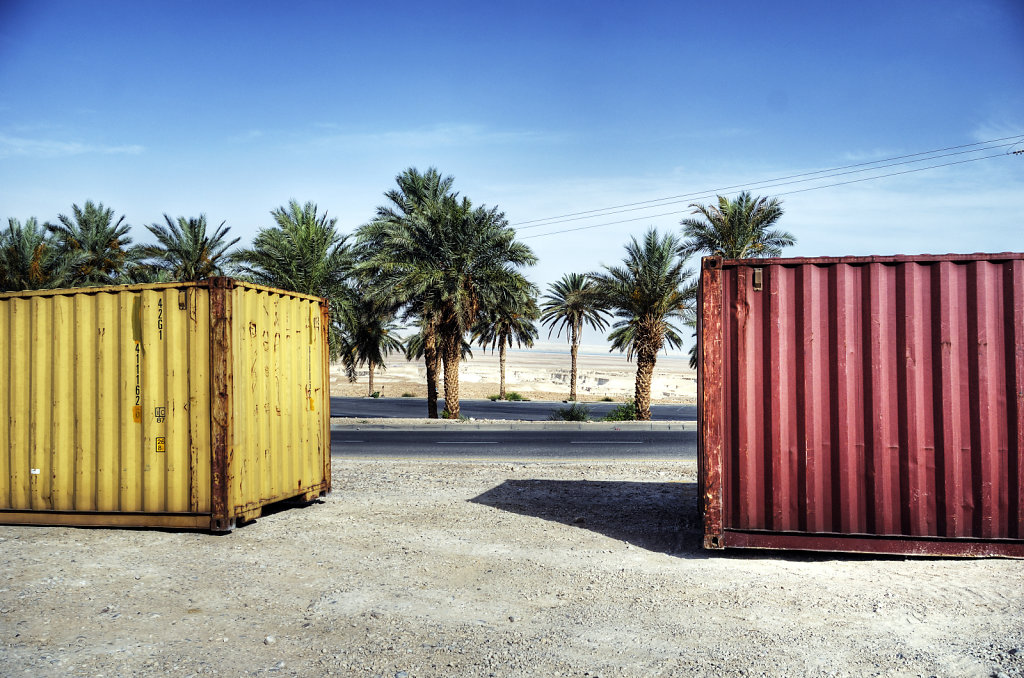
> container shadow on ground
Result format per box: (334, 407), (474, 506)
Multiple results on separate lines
(469, 479), (707, 558)
(468, 480), (921, 564)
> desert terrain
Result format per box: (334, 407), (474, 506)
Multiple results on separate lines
(2, 460), (1022, 677)
(330, 348), (698, 404)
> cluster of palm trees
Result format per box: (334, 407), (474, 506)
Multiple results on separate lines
(354, 168), (539, 418)
(1, 172), (795, 421)
(0, 201), (239, 290)
(538, 192), (795, 419)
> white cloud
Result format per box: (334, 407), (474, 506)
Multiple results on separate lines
(227, 129), (265, 143)
(290, 123), (565, 153)
(0, 134), (144, 158)
(841, 148), (900, 162)
(677, 126), (752, 140)
(971, 121), (1024, 144)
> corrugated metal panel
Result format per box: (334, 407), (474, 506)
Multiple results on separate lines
(227, 283), (329, 524)
(699, 253), (1024, 557)
(0, 279), (330, 531)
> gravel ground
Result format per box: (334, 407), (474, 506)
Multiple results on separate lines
(2, 460), (1022, 677)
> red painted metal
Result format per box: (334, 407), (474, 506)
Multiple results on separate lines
(699, 252), (1024, 557)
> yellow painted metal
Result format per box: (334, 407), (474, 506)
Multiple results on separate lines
(226, 283), (330, 518)
(0, 279), (330, 530)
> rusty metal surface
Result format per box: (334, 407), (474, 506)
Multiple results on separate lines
(0, 282), (212, 519)
(226, 281), (330, 528)
(718, 530), (1024, 558)
(697, 262), (725, 549)
(0, 510), (211, 530)
(209, 278), (233, 531)
(699, 252), (1024, 557)
(320, 299), (333, 495)
(0, 279), (330, 532)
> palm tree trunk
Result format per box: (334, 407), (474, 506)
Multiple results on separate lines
(569, 323), (579, 401)
(367, 363), (375, 397)
(424, 325), (439, 418)
(430, 350), (441, 414)
(499, 343), (507, 399)
(442, 332), (461, 418)
(634, 345), (657, 421)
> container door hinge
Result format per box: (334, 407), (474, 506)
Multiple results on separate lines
(752, 268), (763, 291)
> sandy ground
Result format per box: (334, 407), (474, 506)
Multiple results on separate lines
(330, 349), (698, 404)
(2, 460), (1022, 677)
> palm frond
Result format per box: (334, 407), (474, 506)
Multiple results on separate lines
(679, 191), (795, 259)
(589, 227), (694, 359)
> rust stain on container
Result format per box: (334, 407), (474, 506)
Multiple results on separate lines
(0, 278), (331, 532)
(699, 253), (1024, 557)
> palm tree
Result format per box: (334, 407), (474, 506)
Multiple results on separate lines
(46, 201), (138, 286)
(339, 297), (404, 397)
(679, 191), (796, 367)
(357, 167), (457, 418)
(0, 217), (78, 291)
(590, 228), (695, 421)
(375, 166), (456, 228)
(472, 285), (539, 399)
(433, 200), (537, 418)
(402, 312), (444, 416)
(231, 200), (355, 360)
(118, 263), (176, 285)
(404, 317), (473, 403)
(142, 214), (239, 281)
(358, 189), (537, 419)
(539, 273), (611, 401)
(679, 191), (794, 259)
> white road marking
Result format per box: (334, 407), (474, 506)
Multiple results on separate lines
(435, 441), (499, 445)
(570, 440), (643, 444)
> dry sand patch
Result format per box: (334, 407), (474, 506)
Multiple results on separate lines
(2, 460), (1022, 677)
(330, 350), (698, 404)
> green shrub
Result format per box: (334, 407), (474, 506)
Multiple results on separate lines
(602, 399), (637, 421)
(551, 402), (591, 421)
(440, 409), (468, 421)
(599, 396), (614, 402)
(370, 391), (381, 399)
(401, 392), (415, 398)
(488, 392), (530, 402)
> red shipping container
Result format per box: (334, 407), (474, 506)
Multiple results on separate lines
(698, 253), (1024, 557)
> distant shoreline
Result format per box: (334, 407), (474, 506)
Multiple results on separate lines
(504, 348), (692, 361)
(331, 345), (698, 403)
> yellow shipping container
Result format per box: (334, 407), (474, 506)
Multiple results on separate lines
(0, 278), (331, 531)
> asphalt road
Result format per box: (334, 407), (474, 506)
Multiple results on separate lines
(331, 396), (697, 422)
(331, 427), (697, 460)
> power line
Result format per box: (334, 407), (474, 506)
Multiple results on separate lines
(515, 142), (1021, 231)
(513, 134), (1024, 227)
(512, 134), (1024, 230)
(519, 150), (1014, 240)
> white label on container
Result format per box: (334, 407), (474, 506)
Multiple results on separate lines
(30, 468), (40, 475)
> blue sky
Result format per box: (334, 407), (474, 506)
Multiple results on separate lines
(2, 0), (1022, 348)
